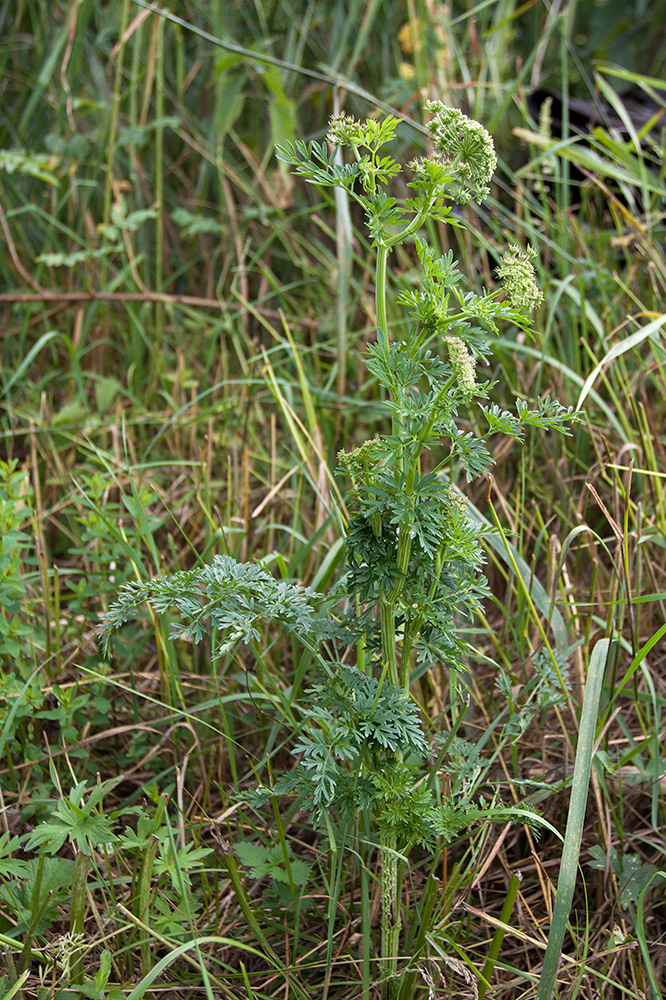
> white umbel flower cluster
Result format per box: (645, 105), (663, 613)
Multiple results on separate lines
(423, 101), (498, 205)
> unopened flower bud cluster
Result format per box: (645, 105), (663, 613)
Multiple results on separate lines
(445, 336), (477, 401)
(496, 244), (544, 313)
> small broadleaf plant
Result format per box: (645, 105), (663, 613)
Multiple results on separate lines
(99, 103), (577, 995)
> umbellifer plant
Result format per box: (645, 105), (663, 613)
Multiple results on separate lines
(101, 103), (577, 997)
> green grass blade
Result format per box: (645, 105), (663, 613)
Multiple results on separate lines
(2, 969), (30, 999)
(464, 491), (568, 651)
(479, 870), (521, 999)
(536, 637), (610, 1000)
(576, 314), (666, 411)
(0, 330), (59, 398)
(120, 927), (268, 1000)
(636, 870), (666, 1000)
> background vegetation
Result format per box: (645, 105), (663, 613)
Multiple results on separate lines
(1, 0), (666, 996)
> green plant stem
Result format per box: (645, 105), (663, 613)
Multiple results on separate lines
(70, 851), (90, 984)
(19, 851), (45, 972)
(379, 596), (399, 689)
(360, 813), (372, 1000)
(102, 0), (131, 227)
(387, 207), (430, 249)
(375, 234), (401, 693)
(373, 219), (425, 996)
(374, 230), (401, 998)
(136, 834), (160, 974)
(376, 244), (389, 337)
(380, 831), (400, 999)
(373, 191), (465, 984)
(154, 11), (165, 352)
(479, 871), (521, 999)
(374, 206), (435, 992)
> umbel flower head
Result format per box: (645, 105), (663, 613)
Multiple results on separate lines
(326, 112), (367, 147)
(496, 244), (544, 313)
(337, 439), (385, 484)
(424, 101), (497, 205)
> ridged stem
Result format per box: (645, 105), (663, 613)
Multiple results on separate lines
(380, 832), (400, 999)
(375, 234), (402, 999)
(375, 244), (389, 339)
(380, 595), (399, 689)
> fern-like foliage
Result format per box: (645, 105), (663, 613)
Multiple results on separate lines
(274, 139), (360, 190)
(289, 665), (429, 813)
(100, 107), (579, 967)
(99, 554), (333, 657)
